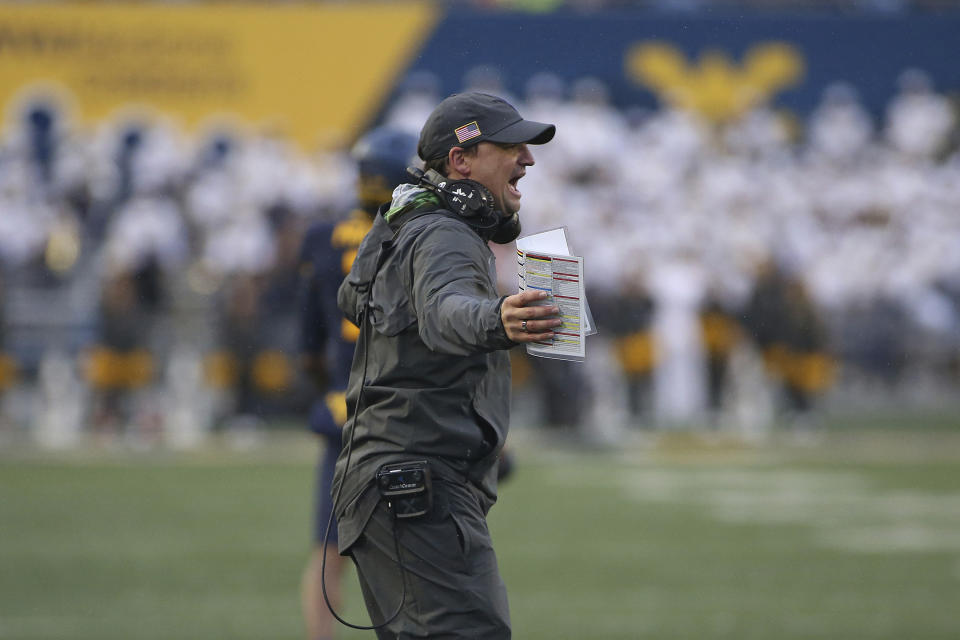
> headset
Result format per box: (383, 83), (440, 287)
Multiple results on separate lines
(407, 166), (522, 244)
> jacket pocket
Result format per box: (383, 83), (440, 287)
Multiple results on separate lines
(369, 270), (416, 336)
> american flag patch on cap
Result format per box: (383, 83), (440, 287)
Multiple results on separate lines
(454, 121), (482, 143)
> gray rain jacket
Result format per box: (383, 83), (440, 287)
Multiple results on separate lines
(332, 203), (515, 553)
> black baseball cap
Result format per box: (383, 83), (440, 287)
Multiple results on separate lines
(417, 92), (556, 161)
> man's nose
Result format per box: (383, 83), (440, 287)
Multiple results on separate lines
(517, 143), (535, 166)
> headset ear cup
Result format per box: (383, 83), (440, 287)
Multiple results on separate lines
(419, 170), (496, 222)
(467, 181), (497, 222)
(442, 179), (495, 220)
(490, 212), (521, 245)
(423, 174), (504, 238)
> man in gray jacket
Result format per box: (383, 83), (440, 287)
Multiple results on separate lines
(332, 92), (558, 639)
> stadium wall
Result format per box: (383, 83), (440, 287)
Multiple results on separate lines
(395, 9), (960, 124)
(2, 4), (958, 146)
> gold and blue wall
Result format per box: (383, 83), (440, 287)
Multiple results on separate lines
(1, 3), (958, 146)
(0, 3), (438, 146)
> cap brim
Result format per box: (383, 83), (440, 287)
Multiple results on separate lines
(486, 119), (556, 145)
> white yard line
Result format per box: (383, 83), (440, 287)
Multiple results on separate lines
(614, 468), (960, 555)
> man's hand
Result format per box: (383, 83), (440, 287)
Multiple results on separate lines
(501, 290), (563, 343)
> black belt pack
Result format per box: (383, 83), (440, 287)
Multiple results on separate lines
(376, 460), (432, 519)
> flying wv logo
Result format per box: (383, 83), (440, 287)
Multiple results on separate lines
(626, 41), (804, 123)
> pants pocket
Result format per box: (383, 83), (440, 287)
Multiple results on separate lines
(449, 511), (471, 557)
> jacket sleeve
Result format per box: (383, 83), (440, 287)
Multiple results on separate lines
(408, 220), (515, 356)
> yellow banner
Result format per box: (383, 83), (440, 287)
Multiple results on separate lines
(0, 3), (437, 147)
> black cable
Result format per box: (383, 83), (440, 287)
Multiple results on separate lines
(320, 256), (408, 631)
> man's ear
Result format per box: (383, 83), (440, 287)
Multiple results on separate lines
(448, 146), (471, 178)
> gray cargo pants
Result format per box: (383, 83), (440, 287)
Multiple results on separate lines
(349, 477), (511, 639)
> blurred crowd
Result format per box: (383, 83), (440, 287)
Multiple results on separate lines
(1, 65), (958, 447)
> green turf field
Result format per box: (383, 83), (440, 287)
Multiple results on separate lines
(2, 429), (959, 639)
